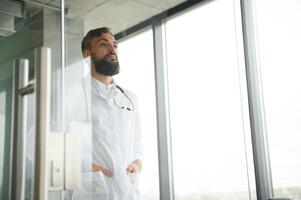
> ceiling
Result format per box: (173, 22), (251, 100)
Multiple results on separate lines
(23, 0), (188, 34)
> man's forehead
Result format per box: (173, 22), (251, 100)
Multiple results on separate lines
(94, 33), (116, 42)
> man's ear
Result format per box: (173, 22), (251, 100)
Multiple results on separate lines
(82, 49), (91, 58)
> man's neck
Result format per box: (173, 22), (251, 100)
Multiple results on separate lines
(92, 70), (113, 85)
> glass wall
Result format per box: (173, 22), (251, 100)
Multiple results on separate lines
(1, 0), (301, 199)
(253, 0), (301, 198)
(165, 0), (256, 199)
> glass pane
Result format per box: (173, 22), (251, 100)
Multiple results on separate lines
(253, 0), (301, 198)
(0, 60), (13, 200)
(64, 1), (159, 197)
(117, 29), (159, 200)
(0, 1), (63, 199)
(166, 0), (256, 199)
(25, 88), (36, 200)
(64, 58), (93, 200)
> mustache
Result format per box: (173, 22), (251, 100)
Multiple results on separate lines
(104, 53), (118, 61)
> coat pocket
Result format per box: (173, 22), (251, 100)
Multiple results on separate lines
(73, 172), (109, 200)
(128, 172), (140, 188)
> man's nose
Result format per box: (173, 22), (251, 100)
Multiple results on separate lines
(108, 43), (117, 54)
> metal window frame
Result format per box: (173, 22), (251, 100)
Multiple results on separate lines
(60, 0), (67, 194)
(240, 0), (273, 200)
(115, 0), (210, 40)
(152, 20), (175, 200)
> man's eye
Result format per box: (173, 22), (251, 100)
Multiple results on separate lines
(99, 42), (109, 46)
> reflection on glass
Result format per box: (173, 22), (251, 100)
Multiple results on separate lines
(117, 29), (159, 200)
(0, 1), (44, 197)
(25, 92), (35, 200)
(166, 0), (255, 199)
(253, 0), (301, 198)
(65, 25), (153, 199)
(64, 57), (93, 200)
(0, 91), (6, 193)
(1, 0), (63, 197)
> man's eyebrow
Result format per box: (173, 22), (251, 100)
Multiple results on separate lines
(96, 38), (118, 45)
(96, 38), (108, 43)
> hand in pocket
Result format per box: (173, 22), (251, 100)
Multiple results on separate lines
(92, 163), (113, 177)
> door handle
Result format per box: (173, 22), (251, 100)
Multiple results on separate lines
(11, 58), (30, 200)
(33, 47), (51, 200)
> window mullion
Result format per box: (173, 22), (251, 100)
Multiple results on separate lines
(240, 0), (273, 199)
(152, 20), (175, 200)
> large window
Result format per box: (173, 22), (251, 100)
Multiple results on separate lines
(165, 0), (256, 199)
(253, 0), (301, 198)
(117, 28), (160, 200)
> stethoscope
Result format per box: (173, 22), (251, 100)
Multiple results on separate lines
(81, 80), (136, 122)
(90, 83), (135, 111)
(114, 85), (135, 111)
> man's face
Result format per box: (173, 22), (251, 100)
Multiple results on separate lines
(88, 33), (119, 76)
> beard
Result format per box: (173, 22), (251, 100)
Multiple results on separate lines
(92, 53), (120, 76)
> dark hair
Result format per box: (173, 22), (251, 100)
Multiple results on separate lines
(81, 27), (113, 52)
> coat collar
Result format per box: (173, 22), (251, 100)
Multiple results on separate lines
(91, 76), (117, 99)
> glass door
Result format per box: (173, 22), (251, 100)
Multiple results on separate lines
(0, 1), (69, 200)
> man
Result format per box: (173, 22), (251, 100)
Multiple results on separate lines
(81, 27), (143, 200)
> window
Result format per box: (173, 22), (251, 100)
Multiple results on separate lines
(117, 28), (160, 200)
(253, 0), (301, 198)
(165, 0), (256, 199)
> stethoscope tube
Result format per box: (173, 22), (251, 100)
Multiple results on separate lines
(115, 85), (135, 111)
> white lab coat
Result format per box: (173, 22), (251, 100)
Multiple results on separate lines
(66, 76), (143, 200)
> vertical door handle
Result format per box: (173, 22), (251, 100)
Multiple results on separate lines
(11, 59), (30, 200)
(33, 47), (51, 200)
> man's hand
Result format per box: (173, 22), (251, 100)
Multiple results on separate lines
(126, 159), (142, 174)
(92, 163), (113, 177)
